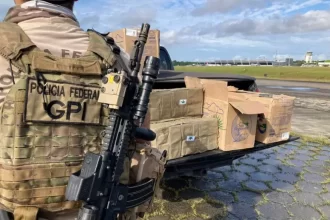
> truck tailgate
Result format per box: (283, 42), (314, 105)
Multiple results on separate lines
(164, 136), (300, 178)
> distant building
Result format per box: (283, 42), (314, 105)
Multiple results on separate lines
(318, 62), (330, 67)
(305, 52), (313, 63)
(273, 58), (293, 66)
(286, 58), (294, 66)
(198, 57), (295, 66)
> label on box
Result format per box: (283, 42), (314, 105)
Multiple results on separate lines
(179, 99), (187, 105)
(126, 29), (138, 37)
(281, 132), (290, 140)
(186, 136), (195, 141)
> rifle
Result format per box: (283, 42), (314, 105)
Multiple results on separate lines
(65, 23), (165, 220)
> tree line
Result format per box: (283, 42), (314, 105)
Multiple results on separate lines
(173, 60), (307, 66)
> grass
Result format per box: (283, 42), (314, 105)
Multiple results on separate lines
(321, 178), (330, 185)
(174, 66), (330, 82)
(230, 191), (239, 203)
(291, 132), (330, 146)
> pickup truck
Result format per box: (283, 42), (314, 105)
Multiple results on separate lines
(154, 46), (299, 178)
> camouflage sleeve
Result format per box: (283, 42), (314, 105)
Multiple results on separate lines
(0, 56), (21, 106)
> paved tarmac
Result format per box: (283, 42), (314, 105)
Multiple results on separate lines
(256, 79), (330, 101)
(145, 139), (330, 220)
(292, 107), (330, 138)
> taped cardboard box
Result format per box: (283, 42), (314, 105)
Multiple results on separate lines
(149, 88), (204, 122)
(150, 118), (219, 160)
(228, 91), (295, 144)
(108, 28), (160, 61)
(184, 76), (266, 151)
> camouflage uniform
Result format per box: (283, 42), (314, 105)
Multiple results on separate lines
(0, 0), (130, 108)
(0, 1), (165, 220)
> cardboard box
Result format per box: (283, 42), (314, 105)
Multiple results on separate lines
(149, 88), (204, 122)
(108, 28), (160, 61)
(184, 76), (266, 151)
(150, 118), (219, 160)
(228, 91), (295, 144)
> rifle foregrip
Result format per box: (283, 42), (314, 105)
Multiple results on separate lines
(135, 127), (156, 141)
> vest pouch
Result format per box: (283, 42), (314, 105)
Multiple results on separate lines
(24, 75), (104, 125)
(0, 73), (107, 215)
(0, 21), (122, 218)
(31, 51), (103, 76)
(128, 143), (166, 216)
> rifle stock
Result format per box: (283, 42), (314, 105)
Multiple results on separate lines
(65, 23), (163, 220)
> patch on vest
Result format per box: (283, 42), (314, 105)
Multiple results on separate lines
(24, 78), (102, 125)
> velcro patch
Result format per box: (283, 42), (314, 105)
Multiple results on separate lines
(24, 78), (103, 125)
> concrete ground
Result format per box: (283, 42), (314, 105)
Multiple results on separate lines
(256, 79), (330, 101)
(145, 140), (330, 220)
(292, 108), (330, 138)
(144, 79), (330, 220)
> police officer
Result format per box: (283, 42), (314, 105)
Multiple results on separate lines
(0, 0), (155, 220)
(0, 0), (119, 107)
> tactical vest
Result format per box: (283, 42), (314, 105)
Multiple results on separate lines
(0, 21), (120, 218)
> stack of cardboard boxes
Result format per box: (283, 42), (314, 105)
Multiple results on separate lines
(148, 76), (295, 160)
(108, 26), (295, 160)
(149, 88), (219, 160)
(227, 89), (295, 144)
(184, 77), (267, 151)
(184, 77), (295, 147)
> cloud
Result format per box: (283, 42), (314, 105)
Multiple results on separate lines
(232, 55), (243, 60)
(117, 7), (157, 27)
(191, 0), (269, 16)
(197, 48), (220, 52)
(180, 9), (330, 38)
(191, 0), (326, 17)
(0, 0), (329, 61)
(160, 30), (181, 46)
(290, 35), (330, 43)
(317, 54), (328, 60)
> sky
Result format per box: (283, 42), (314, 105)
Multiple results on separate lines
(1, 0), (330, 62)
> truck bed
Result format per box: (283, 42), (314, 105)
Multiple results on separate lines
(164, 136), (300, 178)
(155, 70), (256, 91)
(153, 71), (299, 178)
